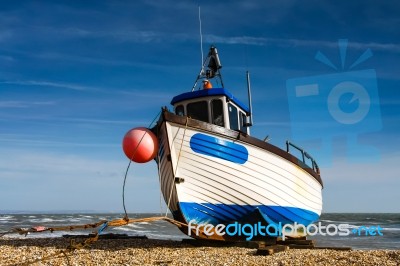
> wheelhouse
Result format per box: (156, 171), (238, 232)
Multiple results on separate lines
(171, 88), (251, 134)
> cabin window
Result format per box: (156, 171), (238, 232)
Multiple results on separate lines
(187, 101), (209, 122)
(175, 105), (184, 116)
(228, 103), (239, 130)
(211, 99), (224, 127)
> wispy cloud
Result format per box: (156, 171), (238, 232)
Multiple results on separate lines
(97, 30), (164, 43)
(206, 35), (400, 53)
(0, 148), (125, 184)
(348, 41), (400, 53)
(0, 80), (99, 91)
(323, 152), (400, 183)
(206, 35), (268, 46)
(0, 136), (118, 148)
(0, 30), (13, 43)
(0, 113), (151, 126)
(38, 25), (167, 43)
(0, 100), (55, 108)
(0, 55), (14, 61)
(0, 147), (161, 211)
(0, 80), (174, 99)
(255, 121), (291, 127)
(3, 17), (399, 55)
(59, 117), (149, 126)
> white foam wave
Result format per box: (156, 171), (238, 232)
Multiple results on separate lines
(66, 218), (87, 223)
(29, 218), (54, 223)
(119, 223), (144, 229)
(0, 216), (15, 221)
(79, 215), (94, 219)
(320, 219), (336, 223)
(29, 218), (67, 223)
(382, 227), (400, 232)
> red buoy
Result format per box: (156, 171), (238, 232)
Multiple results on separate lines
(122, 127), (159, 163)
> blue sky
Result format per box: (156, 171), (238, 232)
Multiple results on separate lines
(1, 0), (399, 213)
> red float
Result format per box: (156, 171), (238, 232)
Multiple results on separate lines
(122, 127), (159, 163)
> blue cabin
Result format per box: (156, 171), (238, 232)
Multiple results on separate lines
(171, 88), (251, 135)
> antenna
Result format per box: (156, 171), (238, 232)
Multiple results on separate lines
(199, 6), (204, 71)
(191, 8), (224, 91)
(246, 71), (253, 127)
(191, 6), (207, 92)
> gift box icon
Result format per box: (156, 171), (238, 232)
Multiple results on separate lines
(286, 39), (382, 166)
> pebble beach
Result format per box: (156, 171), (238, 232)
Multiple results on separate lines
(1, 237), (399, 266)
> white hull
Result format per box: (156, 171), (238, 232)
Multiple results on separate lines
(158, 120), (323, 226)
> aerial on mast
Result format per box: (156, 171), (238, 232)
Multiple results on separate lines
(199, 6), (204, 72)
(191, 7), (223, 91)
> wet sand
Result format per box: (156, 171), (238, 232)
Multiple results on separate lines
(0, 237), (399, 265)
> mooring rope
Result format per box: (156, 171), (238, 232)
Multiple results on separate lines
(122, 110), (161, 219)
(0, 110), (196, 265)
(9, 216), (186, 237)
(5, 216), (188, 266)
(0, 230), (14, 237)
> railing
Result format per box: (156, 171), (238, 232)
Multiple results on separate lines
(286, 141), (320, 175)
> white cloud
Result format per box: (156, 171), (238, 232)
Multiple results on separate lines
(320, 153), (400, 212)
(54, 27), (165, 43)
(205, 35), (400, 53)
(0, 136), (118, 148)
(205, 35), (268, 46)
(1, 146), (398, 212)
(0, 148), (161, 211)
(0, 79), (175, 102)
(0, 150), (120, 178)
(59, 117), (147, 125)
(0, 100), (55, 108)
(0, 55), (14, 61)
(322, 152), (400, 183)
(255, 121), (291, 127)
(0, 30), (13, 43)
(0, 80), (98, 92)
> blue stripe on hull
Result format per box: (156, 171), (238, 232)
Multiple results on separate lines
(189, 133), (248, 164)
(179, 202), (319, 226)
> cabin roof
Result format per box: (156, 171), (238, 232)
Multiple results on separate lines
(170, 88), (250, 113)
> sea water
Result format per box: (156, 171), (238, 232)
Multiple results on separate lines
(0, 212), (399, 250)
(309, 213), (400, 250)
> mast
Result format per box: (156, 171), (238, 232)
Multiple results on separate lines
(191, 46), (224, 91)
(246, 71), (253, 126)
(192, 8), (223, 91)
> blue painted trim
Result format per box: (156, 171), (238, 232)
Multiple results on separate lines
(170, 88), (250, 113)
(179, 202), (319, 226)
(190, 133), (248, 164)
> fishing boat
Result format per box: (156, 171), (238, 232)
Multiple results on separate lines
(123, 46), (323, 241)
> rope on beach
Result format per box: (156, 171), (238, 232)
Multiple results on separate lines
(16, 235), (97, 266)
(10, 216), (186, 236)
(5, 111), (196, 265)
(6, 216), (188, 266)
(0, 230), (16, 237)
